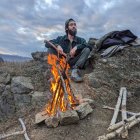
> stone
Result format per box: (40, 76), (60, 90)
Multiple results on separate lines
(75, 102), (93, 119)
(0, 85), (16, 116)
(31, 51), (48, 62)
(134, 87), (140, 97)
(45, 116), (59, 128)
(0, 71), (10, 84)
(31, 91), (49, 106)
(11, 76), (34, 94)
(14, 94), (32, 108)
(35, 111), (49, 124)
(85, 75), (101, 88)
(59, 110), (79, 125)
(0, 84), (5, 95)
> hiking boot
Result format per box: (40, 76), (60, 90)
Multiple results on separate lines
(71, 69), (83, 83)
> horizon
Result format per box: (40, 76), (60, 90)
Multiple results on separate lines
(0, 0), (140, 57)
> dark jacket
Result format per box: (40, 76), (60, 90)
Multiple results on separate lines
(45, 35), (92, 54)
(96, 30), (137, 51)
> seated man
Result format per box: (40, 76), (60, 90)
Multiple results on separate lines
(45, 18), (92, 82)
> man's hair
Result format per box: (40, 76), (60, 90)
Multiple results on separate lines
(65, 18), (75, 33)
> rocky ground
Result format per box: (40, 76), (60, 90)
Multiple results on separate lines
(0, 45), (140, 140)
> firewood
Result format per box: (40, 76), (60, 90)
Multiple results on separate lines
(18, 118), (30, 140)
(98, 117), (140, 140)
(103, 105), (138, 116)
(121, 87), (128, 138)
(0, 118), (30, 140)
(110, 87), (124, 126)
(57, 68), (71, 108)
(121, 87), (127, 121)
(107, 115), (139, 132)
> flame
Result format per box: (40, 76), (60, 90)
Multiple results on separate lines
(45, 54), (78, 116)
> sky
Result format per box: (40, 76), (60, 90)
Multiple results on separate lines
(0, 0), (140, 57)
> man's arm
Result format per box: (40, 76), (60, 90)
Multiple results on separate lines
(45, 36), (65, 55)
(76, 38), (92, 51)
(45, 36), (61, 48)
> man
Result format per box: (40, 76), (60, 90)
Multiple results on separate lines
(45, 18), (92, 82)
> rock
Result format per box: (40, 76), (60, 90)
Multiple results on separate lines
(75, 102), (93, 119)
(85, 46), (140, 103)
(59, 110), (79, 125)
(0, 84), (5, 95)
(31, 91), (49, 106)
(31, 51), (48, 62)
(45, 116), (59, 128)
(11, 76), (34, 94)
(134, 87), (140, 97)
(0, 71), (10, 84)
(0, 85), (15, 116)
(85, 75), (101, 88)
(35, 111), (49, 124)
(14, 94), (32, 109)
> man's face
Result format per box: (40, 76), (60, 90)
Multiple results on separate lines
(67, 21), (77, 36)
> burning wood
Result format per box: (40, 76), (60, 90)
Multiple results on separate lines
(35, 51), (94, 127)
(45, 54), (79, 116)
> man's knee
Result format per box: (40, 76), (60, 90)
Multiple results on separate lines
(82, 47), (90, 54)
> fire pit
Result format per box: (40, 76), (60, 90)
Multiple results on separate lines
(35, 54), (93, 127)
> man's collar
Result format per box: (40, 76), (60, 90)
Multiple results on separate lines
(64, 35), (78, 42)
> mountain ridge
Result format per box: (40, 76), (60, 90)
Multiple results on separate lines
(0, 53), (32, 62)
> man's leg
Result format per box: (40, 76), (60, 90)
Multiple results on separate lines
(69, 47), (90, 82)
(69, 47), (90, 69)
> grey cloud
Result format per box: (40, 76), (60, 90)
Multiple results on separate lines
(0, 0), (140, 56)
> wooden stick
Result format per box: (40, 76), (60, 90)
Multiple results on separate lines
(0, 118), (30, 140)
(110, 87), (124, 126)
(121, 88), (128, 138)
(107, 115), (140, 132)
(18, 118), (30, 140)
(44, 39), (66, 57)
(0, 131), (24, 140)
(57, 67), (71, 108)
(103, 105), (138, 116)
(98, 117), (140, 140)
(121, 87), (127, 121)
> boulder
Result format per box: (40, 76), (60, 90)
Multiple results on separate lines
(31, 51), (48, 62)
(31, 91), (50, 106)
(0, 85), (16, 116)
(0, 71), (10, 84)
(14, 94), (32, 109)
(59, 110), (79, 125)
(75, 102), (93, 119)
(11, 76), (34, 94)
(0, 84), (6, 95)
(45, 116), (59, 128)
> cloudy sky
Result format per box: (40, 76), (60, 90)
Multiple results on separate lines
(0, 0), (140, 57)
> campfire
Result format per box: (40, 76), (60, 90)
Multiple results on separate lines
(35, 53), (93, 127)
(45, 54), (79, 116)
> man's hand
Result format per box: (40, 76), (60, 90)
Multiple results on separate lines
(70, 46), (77, 57)
(57, 45), (63, 53)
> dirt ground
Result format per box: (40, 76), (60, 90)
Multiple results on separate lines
(0, 75), (140, 140)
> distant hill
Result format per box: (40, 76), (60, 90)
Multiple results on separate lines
(0, 54), (32, 62)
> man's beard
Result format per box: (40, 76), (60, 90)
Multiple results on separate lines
(68, 28), (77, 36)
